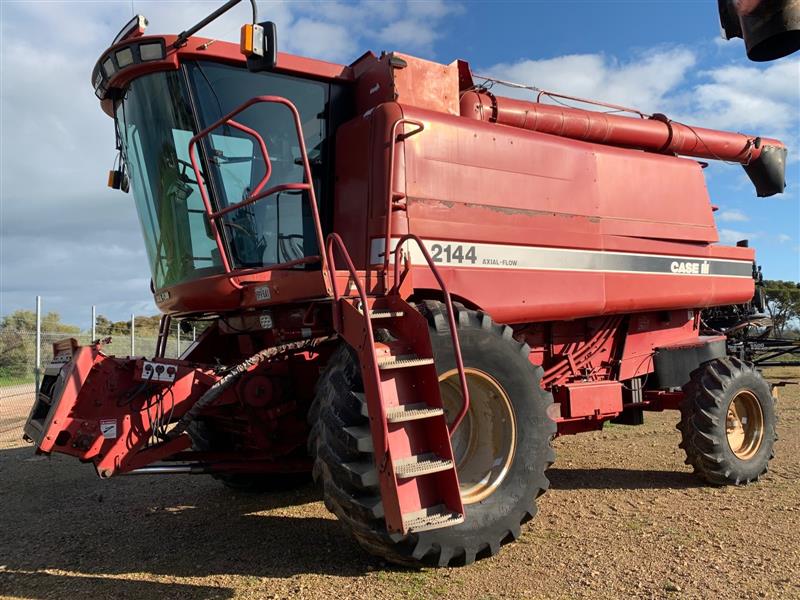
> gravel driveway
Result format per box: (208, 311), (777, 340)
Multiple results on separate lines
(1, 367), (797, 600)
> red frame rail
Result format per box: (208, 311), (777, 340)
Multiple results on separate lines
(187, 95), (327, 278)
(382, 118), (425, 273)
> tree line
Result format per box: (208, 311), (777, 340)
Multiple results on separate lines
(0, 311), (162, 379)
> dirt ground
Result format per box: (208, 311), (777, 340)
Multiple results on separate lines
(1, 366), (797, 600)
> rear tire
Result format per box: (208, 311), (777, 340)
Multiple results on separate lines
(678, 356), (777, 485)
(309, 302), (556, 566)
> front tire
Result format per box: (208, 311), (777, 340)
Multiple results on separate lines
(678, 356), (777, 485)
(309, 302), (556, 566)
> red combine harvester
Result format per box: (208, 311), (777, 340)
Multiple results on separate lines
(26, 1), (792, 566)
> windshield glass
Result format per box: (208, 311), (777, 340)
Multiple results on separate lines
(116, 70), (223, 289)
(185, 61), (329, 269)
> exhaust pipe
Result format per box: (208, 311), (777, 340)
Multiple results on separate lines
(719, 0), (800, 61)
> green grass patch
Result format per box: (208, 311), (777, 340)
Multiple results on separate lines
(0, 374), (35, 387)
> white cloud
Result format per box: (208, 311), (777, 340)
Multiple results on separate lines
(719, 229), (761, 244)
(289, 19), (358, 61)
(777, 233), (792, 244)
(0, 1), (461, 325)
(377, 19), (439, 52)
(686, 59), (800, 142)
(717, 208), (750, 222)
(483, 48), (697, 113)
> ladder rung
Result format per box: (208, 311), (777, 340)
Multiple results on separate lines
(402, 504), (464, 533)
(377, 355), (435, 370)
(394, 452), (453, 479)
(386, 403), (444, 423)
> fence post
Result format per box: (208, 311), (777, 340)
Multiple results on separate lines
(35, 296), (42, 395)
(131, 313), (135, 356)
(91, 305), (96, 341)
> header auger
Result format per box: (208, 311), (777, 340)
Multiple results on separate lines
(25, 1), (791, 567)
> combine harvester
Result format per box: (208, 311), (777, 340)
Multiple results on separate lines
(25, 0), (797, 566)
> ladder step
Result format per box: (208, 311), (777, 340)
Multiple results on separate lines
(360, 310), (404, 320)
(377, 355), (435, 370)
(386, 403), (444, 423)
(402, 504), (464, 533)
(394, 452), (454, 479)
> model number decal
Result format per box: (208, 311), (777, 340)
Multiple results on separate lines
(368, 238), (752, 278)
(431, 244), (478, 264)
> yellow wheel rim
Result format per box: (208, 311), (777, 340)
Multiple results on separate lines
(439, 368), (516, 504)
(726, 390), (764, 460)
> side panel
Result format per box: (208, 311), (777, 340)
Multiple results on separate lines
(390, 105), (754, 322)
(403, 106), (718, 244)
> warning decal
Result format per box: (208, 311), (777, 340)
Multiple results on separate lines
(99, 419), (117, 440)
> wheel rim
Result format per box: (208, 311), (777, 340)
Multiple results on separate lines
(726, 390), (764, 460)
(438, 368), (516, 504)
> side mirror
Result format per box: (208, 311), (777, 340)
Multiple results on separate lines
(107, 169), (129, 193)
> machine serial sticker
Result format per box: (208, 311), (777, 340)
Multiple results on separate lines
(370, 238), (753, 278)
(99, 419), (117, 440)
(255, 285), (271, 301)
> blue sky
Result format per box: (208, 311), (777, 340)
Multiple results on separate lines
(1, 0), (798, 328)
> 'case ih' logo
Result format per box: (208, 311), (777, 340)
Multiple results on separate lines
(670, 261), (710, 275)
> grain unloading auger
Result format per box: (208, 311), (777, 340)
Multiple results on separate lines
(25, 1), (790, 567)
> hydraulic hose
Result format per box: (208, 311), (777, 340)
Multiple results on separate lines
(167, 336), (331, 439)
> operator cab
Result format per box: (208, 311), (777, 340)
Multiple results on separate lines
(94, 11), (352, 311)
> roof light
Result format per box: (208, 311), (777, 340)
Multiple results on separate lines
(112, 15), (148, 46)
(139, 41), (165, 61)
(102, 57), (116, 77)
(115, 47), (135, 68)
(240, 23), (264, 57)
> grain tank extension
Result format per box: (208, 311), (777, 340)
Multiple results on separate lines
(25, 3), (787, 567)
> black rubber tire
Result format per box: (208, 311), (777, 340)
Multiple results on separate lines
(188, 420), (311, 493)
(678, 356), (777, 486)
(308, 301), (556, 567)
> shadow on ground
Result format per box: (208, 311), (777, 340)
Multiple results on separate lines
(1, 444), (709, 599)
(0, 572), (233, 600)
(547, 467), (703, 490)
(0, 445), (374, 599)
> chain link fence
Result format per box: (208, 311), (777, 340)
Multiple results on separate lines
(0, 324), (191, 448)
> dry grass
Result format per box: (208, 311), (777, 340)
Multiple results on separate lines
(1, 367), (798, 600)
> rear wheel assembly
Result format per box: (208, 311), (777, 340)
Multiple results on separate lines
(678, 356), (777, 485)
(309, 302), (556, 566)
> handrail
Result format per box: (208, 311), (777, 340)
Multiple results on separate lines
(392, 233), (471, 434)
(220, 118), (273, 199)
(325, 232), (390, 456)
(382, 118), (425, 273)
(186, 95), (326, 279)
